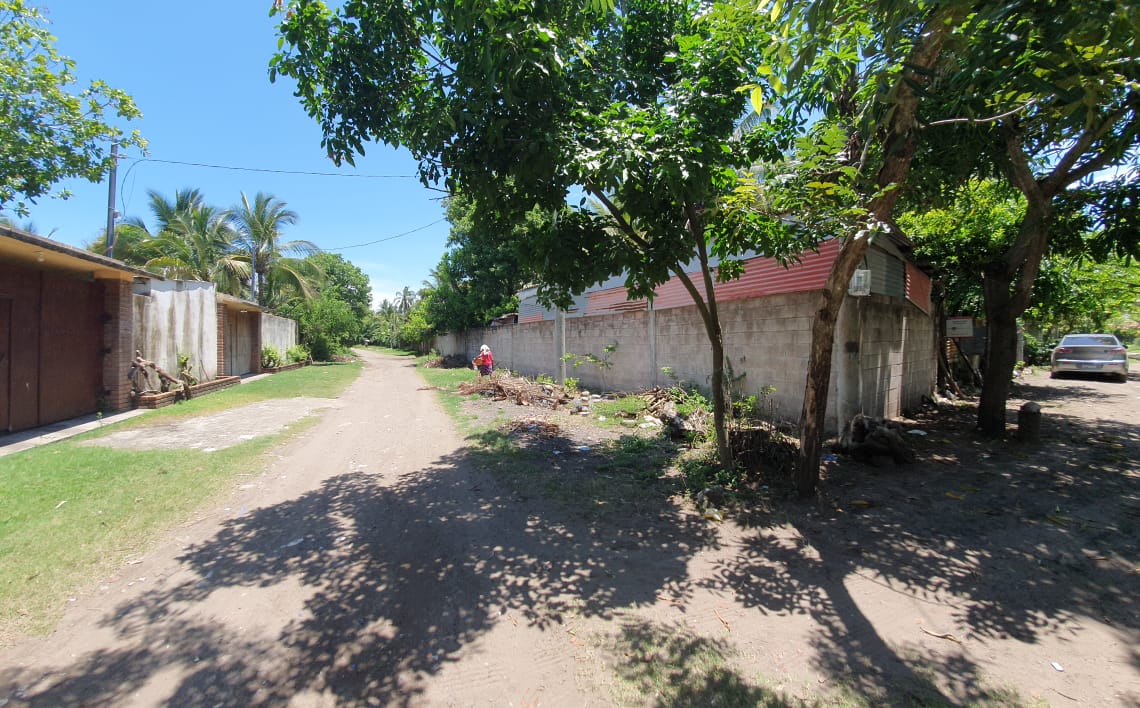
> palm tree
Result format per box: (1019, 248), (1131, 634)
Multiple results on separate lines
(395, 285), (417, 316)
(91, 188), (213, 268)
(147, 188), (207, 232)
(143, 205), (248, 292)
(229, 191), (319, 306)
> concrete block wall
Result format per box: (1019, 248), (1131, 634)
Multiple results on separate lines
(834, 294), (936, 428)
(718, 293), (828, 424)
(565, 311), (649, 392)
(900, 303), (937, 410)
(434, 291), (934, 433)
(216, 303), (226, 377)
(101, 279), (134, 412)
(499, 320), (554, 378)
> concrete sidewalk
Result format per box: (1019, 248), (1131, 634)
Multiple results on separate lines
(0, 373), (274, 458)
(0, 409), (149, 458)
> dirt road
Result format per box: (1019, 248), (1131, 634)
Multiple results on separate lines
(0, 350), (607, 705)
(1, 353), (1137, 706)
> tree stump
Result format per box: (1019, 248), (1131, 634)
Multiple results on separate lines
(1018, 401), (1042, 442)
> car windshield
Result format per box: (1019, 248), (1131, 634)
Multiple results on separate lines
(1061, 335), (1119, 347)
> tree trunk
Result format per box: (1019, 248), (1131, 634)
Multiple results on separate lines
(795, 290), (841, 496)
(978, 267), (1020, 435)
(794, 9), (959, 497)
(975, 127), (1068, 437)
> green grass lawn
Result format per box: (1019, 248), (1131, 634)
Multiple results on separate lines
(0, 362), (361, 642)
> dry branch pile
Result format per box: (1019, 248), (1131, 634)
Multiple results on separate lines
(456, 374), (574, 409)
(639, 387), (710, 438)
(731, 426), (798, 480)
(505, 419), (565, 437)
(423, 354), (470, 369)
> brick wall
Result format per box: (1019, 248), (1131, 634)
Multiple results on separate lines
(101, 279), (134, 412)
(216, 303), (226, 377)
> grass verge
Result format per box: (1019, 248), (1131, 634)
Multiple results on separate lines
(0, 362), (361, 642)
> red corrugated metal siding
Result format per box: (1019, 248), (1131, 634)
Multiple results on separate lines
(585, 288), (648, 315)
(518, 313), (545, 324)
(905, 262), (932, 314)
(652, 238), (841, 310)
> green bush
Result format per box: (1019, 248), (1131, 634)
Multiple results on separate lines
(286, 344), (311, 363)
(1022, 332), (1052, 366)
(261, 346), (284, 369)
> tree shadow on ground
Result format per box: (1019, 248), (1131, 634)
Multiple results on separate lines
(2, 427), (722, 705)
(5, 397), (1136, 705)
(718, 400), (1139, 704)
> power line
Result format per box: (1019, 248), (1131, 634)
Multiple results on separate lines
(329, 218), (448, 250)
(112, 155), (446, 249)
(121, 156), (418, 179)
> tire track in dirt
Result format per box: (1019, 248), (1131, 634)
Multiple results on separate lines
(0, 351), (597, 706)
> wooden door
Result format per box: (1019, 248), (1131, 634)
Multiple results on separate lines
(0, 299), (10, 432)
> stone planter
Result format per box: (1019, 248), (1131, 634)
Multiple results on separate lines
(134, 375), (242, 409)
(263, 360), (309, 374)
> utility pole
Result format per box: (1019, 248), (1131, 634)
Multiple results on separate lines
(104, 143), (119, 258)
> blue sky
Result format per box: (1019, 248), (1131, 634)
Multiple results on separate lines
(17, 1), (451, 307)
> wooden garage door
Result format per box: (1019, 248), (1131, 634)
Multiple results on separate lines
(38, 274), (102, 424)
(0, 299), (10, 432)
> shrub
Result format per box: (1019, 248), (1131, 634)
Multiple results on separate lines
(261, 346), (284, 369)
(1022, 332), (1052, 366)
(286, 344), (311, 363)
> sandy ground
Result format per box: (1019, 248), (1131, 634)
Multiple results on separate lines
(0, 351), (1136, 706)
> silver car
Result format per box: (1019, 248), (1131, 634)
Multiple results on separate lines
(1050, 334), (1130, 382)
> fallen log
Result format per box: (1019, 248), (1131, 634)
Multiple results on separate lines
(130, 350), (190, 399)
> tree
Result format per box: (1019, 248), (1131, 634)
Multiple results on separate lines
(899, 180), (1026, 322)
(900, 179), (1140, 366)
(272, 0), (804, 468)
(911, 0), (1140, 435)
(421, 193), (534, 335)
(751, 0), (971, 495)
(287, 292), (357, 361)
(308, 252), (372, 325)
(229, 191), (320, 306)
(143, 204), (248, 293)
(0, 0), (145, 216)
(394, 286), (417, 318)
(1028, 257), (1140, 339)
(87, 188), (207, 264)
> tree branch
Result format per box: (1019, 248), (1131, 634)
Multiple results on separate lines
(585, 184), (652, 252)
(921, 99), (1037, 128)
(1044, 103), (1134, 194)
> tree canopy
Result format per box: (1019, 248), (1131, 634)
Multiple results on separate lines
(0, 0), (145, 216)
(903, 0), (1140, 434)
(419, 193), (537, 335)
(272, 0), (807, 466)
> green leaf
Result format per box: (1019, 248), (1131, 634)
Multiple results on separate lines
(750, 86), (764, 116)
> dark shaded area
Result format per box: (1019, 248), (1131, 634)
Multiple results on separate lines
(3, 376), (1137, 705)
(605, 621), (797, 707)
(715, 388), (1139, 703)
(2, 427), (715, 705)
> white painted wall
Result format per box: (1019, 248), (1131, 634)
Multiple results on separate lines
(132, 280), (218, 382)
(261, 313), (298, 359)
